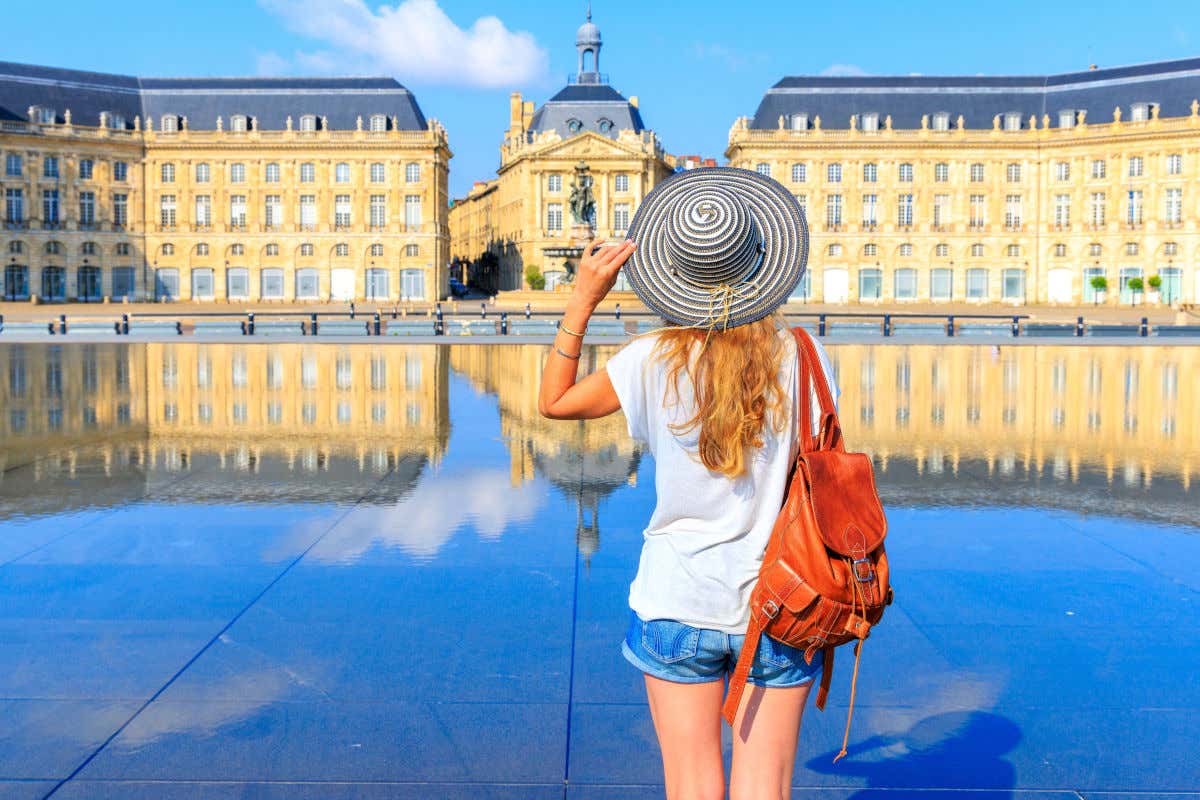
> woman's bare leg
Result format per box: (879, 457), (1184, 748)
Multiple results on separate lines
(728, 682), (813, 800)
(643, 674), (726, 800)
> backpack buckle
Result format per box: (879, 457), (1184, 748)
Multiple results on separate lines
(762, 599), (780, 620)
(851, 558), (875, 582)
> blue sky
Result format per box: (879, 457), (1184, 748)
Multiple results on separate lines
(5, 0), (1197, 196)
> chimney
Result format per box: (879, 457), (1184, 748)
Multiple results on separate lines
(509, 92), (524, 133)
(1089, 63), (1098, 70)
(629, 95), (639, 108)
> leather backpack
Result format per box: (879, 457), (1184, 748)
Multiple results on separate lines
(721, 328), (892, 762)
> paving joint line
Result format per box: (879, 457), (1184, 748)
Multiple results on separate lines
(561, 513), (583, 793)
(40, 465), (400, 800)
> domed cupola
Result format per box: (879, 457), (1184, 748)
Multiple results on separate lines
(575, 5), (603, 84)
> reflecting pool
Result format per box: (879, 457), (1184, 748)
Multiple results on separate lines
(0, 342), (1197, 799)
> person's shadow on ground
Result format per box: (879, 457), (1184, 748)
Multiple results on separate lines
(804, 711), (1021, 799)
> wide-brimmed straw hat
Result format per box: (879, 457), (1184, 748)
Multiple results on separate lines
(623, 166), (808, 329)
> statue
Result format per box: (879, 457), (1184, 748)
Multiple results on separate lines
(568, 160), (596, 226)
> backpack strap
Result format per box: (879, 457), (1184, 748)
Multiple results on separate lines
(792, 328), (844, 453)
(721, 609), (765, 726)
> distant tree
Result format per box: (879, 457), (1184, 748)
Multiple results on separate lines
(1147, 274), (1162, 290)
(525, 264), (545, 291)
(1089, 275), (1108, 305)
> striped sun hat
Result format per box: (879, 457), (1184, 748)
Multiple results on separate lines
(623, 166), (809, 329)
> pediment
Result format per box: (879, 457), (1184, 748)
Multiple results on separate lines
(529, 131), (647, 160)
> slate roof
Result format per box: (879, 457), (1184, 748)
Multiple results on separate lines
(0, 60), (429, 131)
(751, 57), (1200, 130)
(528, 82), (645, 139)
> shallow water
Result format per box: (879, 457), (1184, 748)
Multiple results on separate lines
(0, 341), (1197, 798)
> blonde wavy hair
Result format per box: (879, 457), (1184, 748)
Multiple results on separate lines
(652, 314), (788, 479)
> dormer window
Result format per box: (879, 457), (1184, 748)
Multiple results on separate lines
(1130, 102), (1150, 122)
(369, 114), (387, 132)
(860, 112), (879, 132)
(566, 118), (583, 134)
(1058, 109), (1076, 128)
(932, 112), (950, 131)
(230, 115), (248, 132)
(106, 113), (126, 130)
(789, 113), (808, 131)
(1003, 112), (1022, 131)
(299, 114), (317, 132)
(597, 117), (614, 133)
(32, 106), (56, 124)
(161, 115), (179, 133)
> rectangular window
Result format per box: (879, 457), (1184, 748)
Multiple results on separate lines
(1165, 188), (1182, 225)
(1127, 190), (1143, 225)
(42, 189), (59, 225)
(897, 193), (913, 228)
(969, 194), (985, 228)
(159, 194), (176, 228)
(1090, 192), (1106, 227)
(195, 162), (210, 182)
(160, 162), (174, 183)
(1004, 194), (1023, 229)
(1054, 194), (1070, 228)
(78, 191), (95, 226)
(826, 163), (842, 183)
(44, 156), (59, 178)
(969, 163), (984, 182)
(894, 269), (918, 299)
(615, 174), (630, 192)
(547, 202), (563, 231)
(300, 162), (315, 183)
(825, 194), (842, 228)
(934, 163), (949, 182)
(861, 194), (877, 227)
(265, 163), (280, 183)
(933, 194), (950, 228)
(335, 163), (350, 183)
(370, 194), (387, 229)
(300, 195), (316, 229)
(791, 163), (807, 183)
(1006, 163), (1022, 182)
(5, 153), (22, 177)
(112, 267), (135, 299)
(1166, 154), (1182, 175)
(1002, 268), (1026, 301)
(756, 163), (770, 177)
(613, 202), (630, 232)
(548, 174), (562, 192)
(1128, 156), (1143, 178)
(862, 163), (877, 183)
(230, 163), (245, 183)
(113, 193), (127, 227)
(335, 195), (351, 228)
(113, 161), (127, 181)
(930, 268), (952, 301)
(78, 159), (93, 180)
(406, 162), (420, 182)
(370, 163), (386, 183)
(1091, 159), (1106, 179)
(229, 195), (246, 228)
(4, 188), (23, 224)
(264, 195), (282, 229)
(404, 195), (421, 229)
(1083, 266), (1105, 302)
(194, 195), (211, 227)
(898, 163), (913, 183)
(1055, 161), (1070, 181)
(966, 268), (988, 300)
(227, 267), (249, 299)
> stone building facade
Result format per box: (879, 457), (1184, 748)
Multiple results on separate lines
(727, 59), (1200, 306)
(448, 13), (673, 292)
(0, 63), (450, 303)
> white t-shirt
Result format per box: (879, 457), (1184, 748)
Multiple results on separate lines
(604, 326), (840, 635)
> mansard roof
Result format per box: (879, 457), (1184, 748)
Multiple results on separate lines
(528, 82), (645, 139)
(752, 56), (1200, 130)
(0, 60), (429, 131)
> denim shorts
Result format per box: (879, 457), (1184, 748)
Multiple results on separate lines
(621, 609), (824, 687)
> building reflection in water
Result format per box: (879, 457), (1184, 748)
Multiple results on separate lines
(0, 342), (1196, 535)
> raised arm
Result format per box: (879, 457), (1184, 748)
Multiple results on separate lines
(537, 238), (636, 420)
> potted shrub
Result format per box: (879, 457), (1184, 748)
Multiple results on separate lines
(1127, 276), (1144, 305)
(524, 264), (545, 291)
(1089, 275), (1108, 304)
(1146, 274), (1162, 304)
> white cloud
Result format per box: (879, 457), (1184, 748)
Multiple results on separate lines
(258, 0), (549, 88)
(820, 63), (870, 77)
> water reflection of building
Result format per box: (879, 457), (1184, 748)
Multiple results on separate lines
(449, 344), (643, 560)
(0, 342), (450, 511)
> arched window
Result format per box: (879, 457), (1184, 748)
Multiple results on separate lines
(370, 114), (387, 132)
(161, 115), (179, 132)
(858, 268), (882, 300)
(862, 243), (877, 257)
(162, 243), (175, 255)
(970, 244), (985, 258)
(300, 243), (314, 257)
(265, 243), (280, 257)
(9, 241), (23, 254)
(789, 113), (808, 131)
(1007, 244), (1021, 258)
(335, 243), (349, 257)
(827, 243), (842, 257)
(369, 243), (384, 257)
(45, 241), (62, 255)
(566, 118), (583, 134)
(935, 243), (949, 258)
(597, 117), (613, 133)
(80, 241), (97, 255)
(196, 243), (209, 256)
(261, 268), (285, 299)
(230, 115), (249, 132)
(229, 243), (245, 256)
(299, 115), (317, 132)
(405, 244), (419, 257)
(894, 268), (918, 299)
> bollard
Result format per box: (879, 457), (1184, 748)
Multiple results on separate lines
(247, 311), (255, 335)
(373, 311), (381, 336)
(391, 305), (398, 319)
(1140, 316), (1148, 337)
(818, 314), (826, 337)
(435, 303), (444, 336)
(1011, 316), (1020, 337)
(500, 312), (508, 335)
(121, 313), (129, 335)
(882, 314), (891, 337)
(524, 302), (532, 319)
(480, 302), (487, 319)
(59, 314), (67, 335)
(310, 312), (318, 336)
(615, 302), (621, 320)
(946, 315), (955, 337)
(1076, 316), (1084, 337)
(174, 320), (182, 335)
